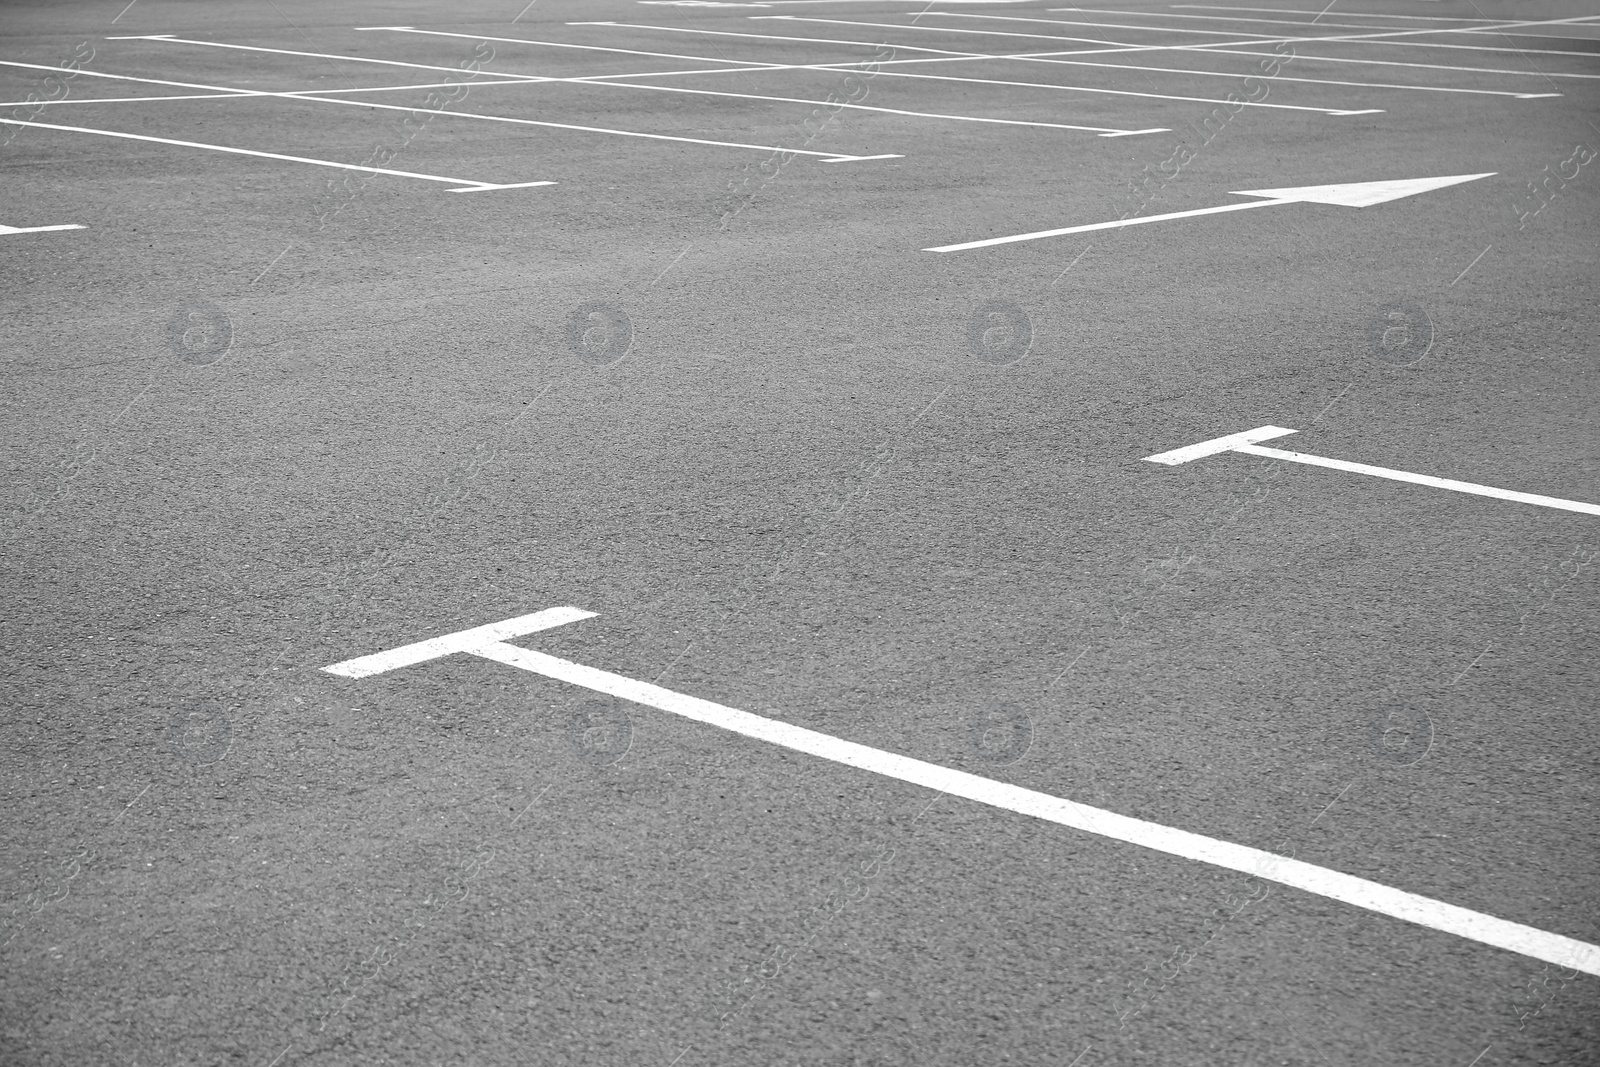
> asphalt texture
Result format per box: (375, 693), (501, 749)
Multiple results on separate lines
(3, 0), (1599, 1065)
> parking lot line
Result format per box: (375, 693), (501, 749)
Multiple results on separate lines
(0, 116), (552, 191)
(0, 222), (85, 235)
(102, 36), (903, 161)
(1146, 427), (1600, 517)
(612, 20), (1380, 112)
(321, 612), (1600, 977)
(1173, 5), (1503, 22)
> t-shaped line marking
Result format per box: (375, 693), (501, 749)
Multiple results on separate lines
(318, 607), (1600, 975)
(321, 606), (595, 678)
(1145, 425), (1600, 516)
(1142, 425), (1298, 465)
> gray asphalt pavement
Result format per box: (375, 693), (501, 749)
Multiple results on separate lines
(3, 1), (1598, 1065)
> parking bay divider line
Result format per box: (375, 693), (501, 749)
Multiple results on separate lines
(0, 116), (555, 191)
(1146, 426), (1600, 517)
(322, 609), (1600, 977)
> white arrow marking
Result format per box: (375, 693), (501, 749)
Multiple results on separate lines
(323, 610), (1600, 976)
(1230, 173), (1497, 207)
(1146, 425), (1600, 516)
(0, 223), (85, 235)
(923, 172), (1496, 252)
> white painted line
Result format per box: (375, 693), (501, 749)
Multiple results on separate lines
(0, 223), (85, 235)
(1051, 8), (1600, 46)
(926, 199), (1280, 250)
(1065, 7), (1600, 56)
(568, 77), (1158, 136)
(923, 173), (1495, 251)
(1233, 444), (1600, 516)
(109, 33), (553, 82)
(321, 606), (597, 678)
(999, 54), (1552, 99)
(595, 20), (1374, 113)
(378, 23), (1156, 135)
(1059, 5), (1582, 38)
(0, 79), (578, 110)
(0, 117), (537, 191)
(947, 13), (1600, 79)
(1092, 43), (1600, 82)
(1144, 426), (1600, 517)
(888, 17), (1565, 97)
(321, 615), (1600, 977)
(0, 59), (553, 104)
(357, 24), (786, 69)
(115, 34), (885, 162)
(1232, 172), (1496, 206)
(1174, 5), (1502, 22)
(447, 180), (560, 192)
(928, 199), (1282, 250)
(1143, 425), (1298, 464)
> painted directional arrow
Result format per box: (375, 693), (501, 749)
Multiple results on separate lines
(0, 222), (85, 236)
(1145, 425), (1600, 517)
(923, 173), (1496, 253)
(320, 607), (1600, 976)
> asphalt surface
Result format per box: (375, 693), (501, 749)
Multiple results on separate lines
(2, 0), (1598, 1065)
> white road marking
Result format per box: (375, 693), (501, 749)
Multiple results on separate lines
(896, 13), (1566, 96)
(1143, 425), (1298, 464)
(106, 33), (553, 80)
(0, 117), (550, 191)
(759, 11), (1288, 41)
(0, 59), (554, 104)
(1145, 426), (1600, 517)
(117, 34), (898, 161)
(448, 180), (567, 192)
(565, 75), (1160, 136)
(322, 607), (598, 679)
(1175, 5), (1502, 22)
(321, 612), (1600, 977)
(1046, 9), (1600, 55)
(380, 23), (1158, 134)
(999, 53), (1552, 99)
(923, 173), (1494, 251)
(1061, 6), (1600, 56)
(1168, 43), (1593, 83)
(1232, 445), (1600, 516)
(0, 223), (85, 235)
(596, 19), (1376, 113)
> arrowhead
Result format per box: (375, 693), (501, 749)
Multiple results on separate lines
(1230, 172), (1495, 208)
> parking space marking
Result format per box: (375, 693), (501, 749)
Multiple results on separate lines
(1092, 9), (1600, 57)
(1155, 45), (1596, 83)
(104, 33), (552, 80)
(0, 222), (85, 235)
(321, 611), (1600, 977)
(105, 35), (901, 161)
(923, 172), (1494, 251)
(563, 79), (1158, 134)
(614, 20), (1380, 112)
(399, 23), (1163, 135)
(0, 116), (554, 191)
(1175, 5), (1502, 22)
(993, 53), (1555, 99)
(1146, 426), (1600, 517)
(323, 607), (597, 678)
(1051, 10), (1600, 51)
